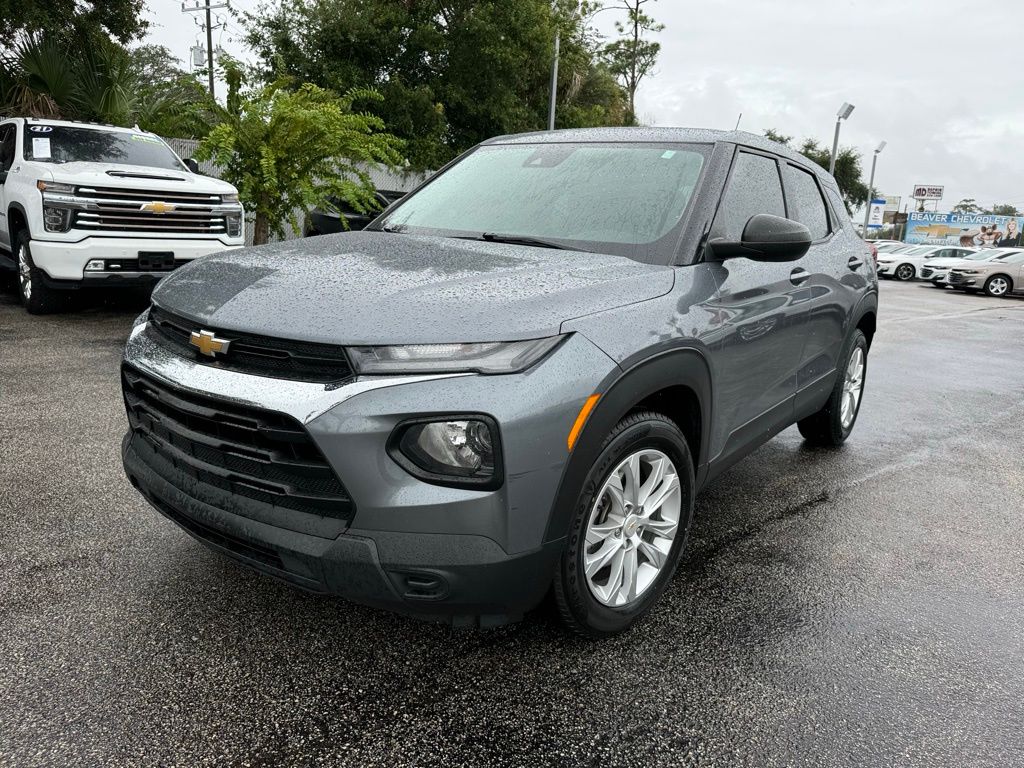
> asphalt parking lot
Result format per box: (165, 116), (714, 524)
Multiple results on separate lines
(2, 278), (1023, 767)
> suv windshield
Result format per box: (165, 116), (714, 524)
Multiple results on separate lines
(377, 142), (708, 262)
(24, 125), (184, 170)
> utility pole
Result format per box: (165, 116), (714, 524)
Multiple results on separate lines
(182, 1), (228, 100)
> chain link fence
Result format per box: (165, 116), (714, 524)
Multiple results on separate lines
(162, 137), (432, 246)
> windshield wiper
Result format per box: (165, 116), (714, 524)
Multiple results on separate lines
(461, 232), (587, 252)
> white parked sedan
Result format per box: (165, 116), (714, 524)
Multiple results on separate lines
(922, 248), (1017, 286)
(876, 245), (977, 281)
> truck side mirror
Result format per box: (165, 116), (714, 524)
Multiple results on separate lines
(183, 158), (200, 174)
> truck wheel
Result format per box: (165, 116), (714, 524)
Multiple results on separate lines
(798, 329), (868, 447)
(16, 230), (63, 315)
(553, 411), (694, 637)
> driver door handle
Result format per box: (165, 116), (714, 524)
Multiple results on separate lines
(848, 256), (864, 270)
(790, 267), (811, 285)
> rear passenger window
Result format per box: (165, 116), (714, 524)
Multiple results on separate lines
(715, 152), (785, 240)
(784, 164), (830, 240)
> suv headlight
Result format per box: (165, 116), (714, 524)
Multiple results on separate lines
(348, 336), (566, 375)
(389, 416), (501, 488)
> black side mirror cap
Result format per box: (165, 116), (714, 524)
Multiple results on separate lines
(709, 214), (812, 262)
(183, 158), (200, 174)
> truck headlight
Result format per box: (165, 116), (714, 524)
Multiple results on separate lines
(43, 206), (72, 232)
(225, 212), (242, 238)
(348, 336), (565, 375)
(389, 416), (501, 488)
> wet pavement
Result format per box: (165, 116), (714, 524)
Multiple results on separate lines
(1, 278), (1022, 767)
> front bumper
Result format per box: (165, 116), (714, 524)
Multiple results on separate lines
(120, 319), (618, 624)
(30, 236), (242, 282)
(876, 263), (893, 276)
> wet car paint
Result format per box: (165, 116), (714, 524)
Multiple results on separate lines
(2, 281), (1022, 766)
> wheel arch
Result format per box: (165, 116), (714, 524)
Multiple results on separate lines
(852, 292), (878, 350)
(8, 202), (30, 239)
(986, 273), (1014, 290)
(543, 346), (712, 544)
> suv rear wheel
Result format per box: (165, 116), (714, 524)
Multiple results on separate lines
(553, 411), (694, 637)
(798, 329), (868, 447)
(16, 230), (63, 314)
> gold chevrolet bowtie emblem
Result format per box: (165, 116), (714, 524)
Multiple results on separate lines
(189, 329), (231, 357)
(141, 201), (176, 214)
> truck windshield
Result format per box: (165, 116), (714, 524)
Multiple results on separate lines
(377, 142), (708, 262)
(24, 125), (185, 170)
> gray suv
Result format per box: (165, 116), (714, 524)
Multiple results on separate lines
(121, 128), (877, 636)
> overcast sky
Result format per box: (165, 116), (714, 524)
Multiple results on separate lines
(144, 0), (1024, 214)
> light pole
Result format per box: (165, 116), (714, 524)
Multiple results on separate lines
(829, 102), (855, 175)
(548, 27), (560, 131)
(861, 141), (886, 239)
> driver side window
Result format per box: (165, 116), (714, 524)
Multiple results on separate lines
(713, 151), (786, 241)
(0, 125), (15, 172)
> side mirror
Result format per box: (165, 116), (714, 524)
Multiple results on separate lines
(183, 158), (200, 174)
(709, 214), (812, 262)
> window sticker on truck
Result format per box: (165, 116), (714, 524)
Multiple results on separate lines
(31, 137), (51, 159)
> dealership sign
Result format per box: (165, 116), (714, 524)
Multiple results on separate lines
(904, 211), (1024, 246)
(867, 200), (886, 229)
(912, 185), (944, 200)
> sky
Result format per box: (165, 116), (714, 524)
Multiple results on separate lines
(143, 0), (1024, 215)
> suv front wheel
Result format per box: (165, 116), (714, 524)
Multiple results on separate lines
(553, 411), (695, 637)
(16, 230), (64, 314)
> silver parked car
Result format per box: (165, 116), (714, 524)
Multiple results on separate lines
(947, 248), (1024, 296)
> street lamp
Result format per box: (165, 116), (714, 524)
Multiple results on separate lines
(829, 102), (855, 175)
(861, 140), (887, 239)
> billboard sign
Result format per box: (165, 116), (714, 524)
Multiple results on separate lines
(883, 195), (901, 212)
(867, 199), (886, 229)
(912, 185), (944, 200)
(903, 211), (1023, 246)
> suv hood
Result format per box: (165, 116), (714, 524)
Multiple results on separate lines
(152, 231), (675, 345)
(39, 163), (236, 195)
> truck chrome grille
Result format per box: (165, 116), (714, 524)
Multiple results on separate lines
(122, 365), (354, 520)
(71, 185), (229, 235)
(147, 305), (356, 384)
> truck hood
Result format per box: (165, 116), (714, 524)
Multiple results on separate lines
(152, 231), (675, 345)
(39, 163), (235, 196)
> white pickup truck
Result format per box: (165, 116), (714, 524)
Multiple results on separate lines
(0, 117), (244, 313)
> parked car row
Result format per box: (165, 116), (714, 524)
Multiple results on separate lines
(871, 241), (1024, 297)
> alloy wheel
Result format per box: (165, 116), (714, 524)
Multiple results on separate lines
(896, 264), (914, 280)
(841, 347), (865, 429)
(988, 277), (1009, 296)
(17, 244), (31, 301)
(583, 449), (681, 608)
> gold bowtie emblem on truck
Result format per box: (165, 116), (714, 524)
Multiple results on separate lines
(189, 330), (231, 357)
(141, 201), (176, 214)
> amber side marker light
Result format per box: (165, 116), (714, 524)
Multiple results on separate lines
(567, 394), (601, 451)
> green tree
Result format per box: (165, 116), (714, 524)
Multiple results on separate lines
(763, 129), (868, 213)
(602, 0), (664, 124)
(196, 69), (403, 244)
(952, 198), (982, 214)
(988, 203), (1020, 216)
(0, 35), (214, 137)
(0, 0), (147, 44)
(244, 0), (630, 170)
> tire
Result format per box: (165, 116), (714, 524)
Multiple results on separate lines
(984, 274), (1012, 297)
(894, 263), (915, 281)
(798, 329), (868, 447)
(16, 230), (64, 314)
(553, 411), (695, 638)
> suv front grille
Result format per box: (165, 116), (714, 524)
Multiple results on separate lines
(122, 366), (353, 520)
(73, 185), (228, 235)
(147, 305), (355, 384)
